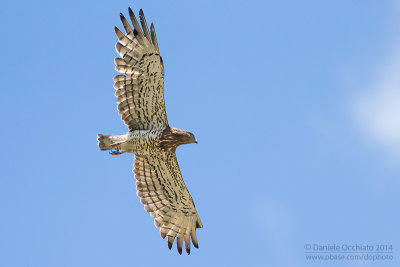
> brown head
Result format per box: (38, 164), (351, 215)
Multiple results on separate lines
(170, 127), (197, 145)
(161, 127), (197, 150)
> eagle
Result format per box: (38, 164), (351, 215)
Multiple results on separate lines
(97, 6), (202, 255)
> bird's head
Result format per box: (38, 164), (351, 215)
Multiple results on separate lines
(170, 127), (198, 145)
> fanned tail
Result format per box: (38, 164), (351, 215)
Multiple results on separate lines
(97, 134), (126, 150)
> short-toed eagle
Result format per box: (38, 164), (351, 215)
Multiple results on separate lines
(97, 6), (202, 255)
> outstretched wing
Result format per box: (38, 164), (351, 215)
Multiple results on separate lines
(133, 151), (203, 254)
(114, 8), (168, 131)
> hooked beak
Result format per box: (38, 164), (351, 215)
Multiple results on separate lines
(194, 140), (198, 144)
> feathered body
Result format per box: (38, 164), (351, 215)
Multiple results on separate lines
(97, 7), (202, 255)
(98, 127), (197, 154)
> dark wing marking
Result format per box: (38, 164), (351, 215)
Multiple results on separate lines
(133, 151), (202, 254)
(114, 8), (168, 131)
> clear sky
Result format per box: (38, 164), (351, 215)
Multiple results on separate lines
(1, 0), (400, 266)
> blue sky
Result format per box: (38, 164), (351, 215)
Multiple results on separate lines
(1, 0), (400, 266)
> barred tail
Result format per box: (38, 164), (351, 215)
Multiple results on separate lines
(97, 134), (113, 150)
(97, 134), (127, 150)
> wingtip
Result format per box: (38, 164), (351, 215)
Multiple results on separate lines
(161, 232), (167, 239)
(139, 8), (144, 16)
(167, 235), (175, 250)
(196, 219), (203, 228)
(177, 236), (183, 255)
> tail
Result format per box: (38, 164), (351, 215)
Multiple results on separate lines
(97, 134), (126, 151)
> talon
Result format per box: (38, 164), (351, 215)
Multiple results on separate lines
(110, 150), (123, 155)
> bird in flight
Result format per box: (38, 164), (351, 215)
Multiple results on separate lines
(97, 6), (202, 255)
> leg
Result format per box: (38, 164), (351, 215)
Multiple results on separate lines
(109, 150), (126, 155)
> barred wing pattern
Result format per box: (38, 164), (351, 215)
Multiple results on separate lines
(114, 8), (168, 131)
(134, 151), (203, 254)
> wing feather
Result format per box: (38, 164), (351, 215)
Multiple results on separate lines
(114, 27), (143, 51)
(133, 151), (202, 254)
(128, 7), (148, 47)
(150, 23), (160, 53)
(176, 235), (183, 254)
(139, 9), (152, 42)
(119, 13), (135, 40)
(114, 8), (168, 131)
